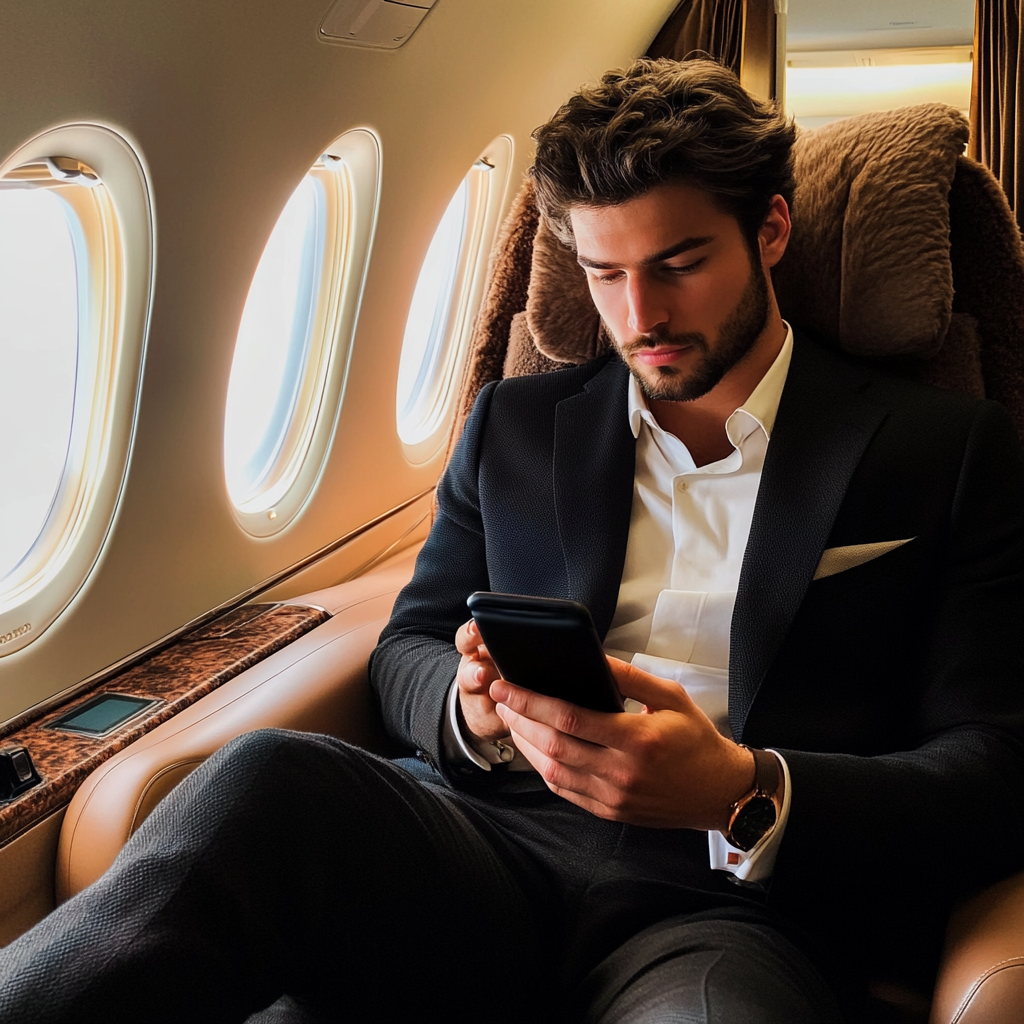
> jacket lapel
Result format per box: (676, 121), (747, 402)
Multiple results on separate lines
(730, 337), (888, 740)
(553, 358), (636, 638)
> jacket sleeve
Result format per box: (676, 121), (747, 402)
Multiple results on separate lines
(367, 381), (499, 780)
(768, 401), (1024, 982)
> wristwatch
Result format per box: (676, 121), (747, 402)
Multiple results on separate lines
(723, 746), (780, 852)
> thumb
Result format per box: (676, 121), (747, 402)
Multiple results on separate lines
(607, 657), (696, 713)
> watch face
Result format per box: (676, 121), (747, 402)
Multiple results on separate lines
(729, 796), (777, 852)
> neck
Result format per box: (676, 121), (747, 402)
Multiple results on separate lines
(648, 309), (786, 467)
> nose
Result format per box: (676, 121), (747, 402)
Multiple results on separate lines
(626, 275), (670, 335)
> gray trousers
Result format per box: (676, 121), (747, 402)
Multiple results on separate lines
(0, 730), (845, 1023)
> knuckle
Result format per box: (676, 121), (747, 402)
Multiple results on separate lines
(606, 788), (632, 814)
(544, 735), (566, 761)
(554, 707), (582, 735)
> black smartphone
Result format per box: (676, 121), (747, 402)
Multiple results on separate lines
(466, 592), (624, 713)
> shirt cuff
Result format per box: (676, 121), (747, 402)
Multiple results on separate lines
(442, 679), (516, 771)
(708, 750), (791, 884)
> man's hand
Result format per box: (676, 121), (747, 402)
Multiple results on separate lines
(454, 618), (513, 743)
(491, 657), (755, 830)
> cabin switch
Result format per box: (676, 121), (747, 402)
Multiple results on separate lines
(0, 745), (42, 802)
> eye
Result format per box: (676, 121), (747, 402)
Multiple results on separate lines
(666, 257), (705, 276)
(589, 269), (624, 285)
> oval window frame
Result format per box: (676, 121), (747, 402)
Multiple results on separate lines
(0, 124), (154, 659)
(397, 135), (513, 463)
(226, 128), (382, 537)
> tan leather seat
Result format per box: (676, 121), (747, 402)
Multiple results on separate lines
(930, 871), (1024, 1024)
(57, 103), (1024, 1022)
(55, 544), (1024, 1023)
(56, 549), (413, 900)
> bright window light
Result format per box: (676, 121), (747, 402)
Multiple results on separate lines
(224, 176), (326, 509)
(396, 177), (470, 445)
(221, 129), (380, 533)
(0, 189), (82, 581)
(786, 62), (972, 122)
(0, 127), (153, 660)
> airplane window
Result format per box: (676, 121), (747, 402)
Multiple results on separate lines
(396, 177), (469, 445)
(224, 176), (328, 510)
(0, 127), (153, 658)
(0, 187), (81, 582)
(222, 129), (381, 535)
(396, 136), (513, 456)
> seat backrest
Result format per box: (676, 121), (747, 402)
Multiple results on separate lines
(449, 103), (1024, 460)
(444, 99), (1024, 1024)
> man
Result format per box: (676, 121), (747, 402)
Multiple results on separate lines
(369, 57), (1024, 1017)
(1, 58), (1022, 1024)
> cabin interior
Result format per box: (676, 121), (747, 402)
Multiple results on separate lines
(1, 1), (1021, 1021)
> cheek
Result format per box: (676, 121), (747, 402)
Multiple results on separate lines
(587, 283), (626, 330)
(703, 266), (751, 319)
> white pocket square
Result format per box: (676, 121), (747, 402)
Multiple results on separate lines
(814, 538), (915, 580)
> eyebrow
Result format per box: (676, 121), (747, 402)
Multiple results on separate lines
(576, 235), (715, 270)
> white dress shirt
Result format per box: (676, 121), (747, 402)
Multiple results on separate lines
(445, 326), (795, 883)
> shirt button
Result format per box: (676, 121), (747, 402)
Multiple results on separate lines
(676, 480), (688, 492)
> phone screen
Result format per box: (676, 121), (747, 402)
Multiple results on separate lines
(467, 592), (624, 713)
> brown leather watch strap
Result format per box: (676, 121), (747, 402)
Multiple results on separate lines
(743, 745), (780, 798)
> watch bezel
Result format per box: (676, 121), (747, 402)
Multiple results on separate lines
(726, 793), (777, 852)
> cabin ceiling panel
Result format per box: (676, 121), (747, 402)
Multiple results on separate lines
(0, 0), (679, 722)
(787, 0), (975, 52)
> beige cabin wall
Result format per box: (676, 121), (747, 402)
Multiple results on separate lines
(0, 0), (679, 723)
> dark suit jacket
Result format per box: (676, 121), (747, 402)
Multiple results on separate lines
(369, 333), (1024, 980)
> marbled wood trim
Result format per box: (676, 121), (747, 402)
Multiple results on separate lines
(0, 604), (329, 849)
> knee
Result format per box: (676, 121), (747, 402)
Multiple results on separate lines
(216, 727), (320, 768)
(140, 728), (395, 854)
(206, 728), (371, 791)
(166, 729), (354, 816)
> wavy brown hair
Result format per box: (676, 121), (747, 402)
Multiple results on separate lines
(530, 58), (796, 249)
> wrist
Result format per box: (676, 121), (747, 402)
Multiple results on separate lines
(456, 687), (513, 747)
(715, 743), (757, 830)
(722, 746), (782, 852)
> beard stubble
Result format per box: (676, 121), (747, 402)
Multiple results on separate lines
(617, 259), (771, 404)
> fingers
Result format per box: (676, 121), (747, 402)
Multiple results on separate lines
(495, 699), (604, 768)
(606, 657), (697, 713)
(457, 651), (501, 695)
(455, 622), (505, 741)
(454, 617), (484, 655)
(490, 678), (624, 746)
(455, 618), (500, 697)
(502, 715), (623, 819)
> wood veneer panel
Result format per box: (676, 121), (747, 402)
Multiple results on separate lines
(0, 604), (328, 849)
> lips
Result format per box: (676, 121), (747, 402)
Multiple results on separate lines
(632, 346), (692, 367)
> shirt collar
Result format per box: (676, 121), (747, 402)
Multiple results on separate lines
(627, 322), (794, 443)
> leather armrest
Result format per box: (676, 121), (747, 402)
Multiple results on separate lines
(930, 870), (1024, 1023)
(56, 551), (417, 902)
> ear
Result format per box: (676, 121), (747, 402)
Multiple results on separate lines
(758, 194), (791, 270)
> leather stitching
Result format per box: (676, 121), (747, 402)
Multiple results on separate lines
(950, 957), (1024, 1023)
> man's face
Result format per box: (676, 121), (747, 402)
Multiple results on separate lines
(570, 182), (772, 403)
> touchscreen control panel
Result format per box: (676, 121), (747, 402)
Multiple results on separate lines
(48, 693), (163, 738)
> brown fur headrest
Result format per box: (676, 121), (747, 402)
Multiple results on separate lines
(521, 102), (969, 365)
(524, 214), (610, 364)
(773, 103), (969, 358)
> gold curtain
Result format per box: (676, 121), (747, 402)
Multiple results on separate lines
(971, 0), (1024, 231)
(646, 0), (744, 74)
